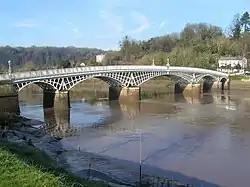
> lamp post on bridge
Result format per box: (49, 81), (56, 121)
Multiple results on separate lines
(8, 60), (12, 79)
(166, 58), (170, 68)
(152, 57), (156, 66)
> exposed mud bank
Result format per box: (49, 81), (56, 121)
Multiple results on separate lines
(0, 114), (195, 187)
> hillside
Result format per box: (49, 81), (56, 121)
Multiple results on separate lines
(103, 11), (250, 70)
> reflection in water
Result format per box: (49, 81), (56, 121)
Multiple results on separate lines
(18, 89), (250, 187)
(44, 108), (70, 137)
(20, 91), (236, 138)
(42, 99), (180, 137)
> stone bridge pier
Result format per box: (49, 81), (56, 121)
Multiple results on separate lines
(43, 86), (141, 109)
(221, 78), (230, 90)
(42, 86), (141, 109)
(109, 78), (231, 103)
(43, 90), (70, 109)
(109, 86), (141, 103)
(42, 79), (230, 109)
(174, 82), (202, 96)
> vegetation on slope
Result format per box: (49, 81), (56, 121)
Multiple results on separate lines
(103, 11), (250, 69)
(0, 46), (105, 72)
(0, 140), (107, 187)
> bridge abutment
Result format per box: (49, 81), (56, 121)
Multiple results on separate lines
(43, 90), (70, 109)
(183, 83), (201, 96)
(0, 84), (20, 115)
(109, 86), (141, 103)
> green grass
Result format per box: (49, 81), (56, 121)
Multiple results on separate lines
(0, 140), (108, 187)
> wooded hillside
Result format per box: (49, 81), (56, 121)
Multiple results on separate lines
(0, 46), (104, 72)
(103, 11), (250, 70)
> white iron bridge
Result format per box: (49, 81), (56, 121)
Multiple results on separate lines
(0, 65), (229, 92)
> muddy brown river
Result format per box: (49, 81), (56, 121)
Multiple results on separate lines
(17, 89), (250, 187)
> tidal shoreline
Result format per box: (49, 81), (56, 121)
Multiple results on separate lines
(0, 116), (126, 186)
(0, 113), (196, 187)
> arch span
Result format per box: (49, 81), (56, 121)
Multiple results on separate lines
(197, 75), (217, 93)
(137, 73), (192, 87)
(14, 80), (57, 92)
(196, 74), (217, 83)
(220, 77), (228, 90)
(220, 77), (227, 83)
(67, 75), (123, 91)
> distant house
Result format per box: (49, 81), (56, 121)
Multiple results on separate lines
(218, 56), (247, 73)
(95, 54), (106, 63)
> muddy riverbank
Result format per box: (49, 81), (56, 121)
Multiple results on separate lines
(0, 113), (195, 186)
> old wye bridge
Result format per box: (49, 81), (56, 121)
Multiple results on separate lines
(0, 65), (230, 109)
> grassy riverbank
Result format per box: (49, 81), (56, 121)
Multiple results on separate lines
(0, 140), (107, 187)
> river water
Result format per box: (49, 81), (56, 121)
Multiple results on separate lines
(18, 89), (250, 187)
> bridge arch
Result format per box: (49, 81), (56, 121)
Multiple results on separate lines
(196, 75), (229, 92)
(220, 77), (228, 90)
(196, 74), (217, 83)
(137, 72), (192, 87)
(66, 75), (123, 91)
(196, 74), (218, 93)
(220, 77), (228, 83)
(14, 80), (57, 92)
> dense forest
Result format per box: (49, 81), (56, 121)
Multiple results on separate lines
(0, 11), (250, 73)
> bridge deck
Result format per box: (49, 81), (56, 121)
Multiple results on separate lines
(0, 66), (228, 81)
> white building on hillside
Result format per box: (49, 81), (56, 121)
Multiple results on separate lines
(96, 54), (106, 63)
(217, 56), (248, 73)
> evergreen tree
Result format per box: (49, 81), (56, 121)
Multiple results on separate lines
(240, 11), (250, 32)
(230, 13), (242, 40)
